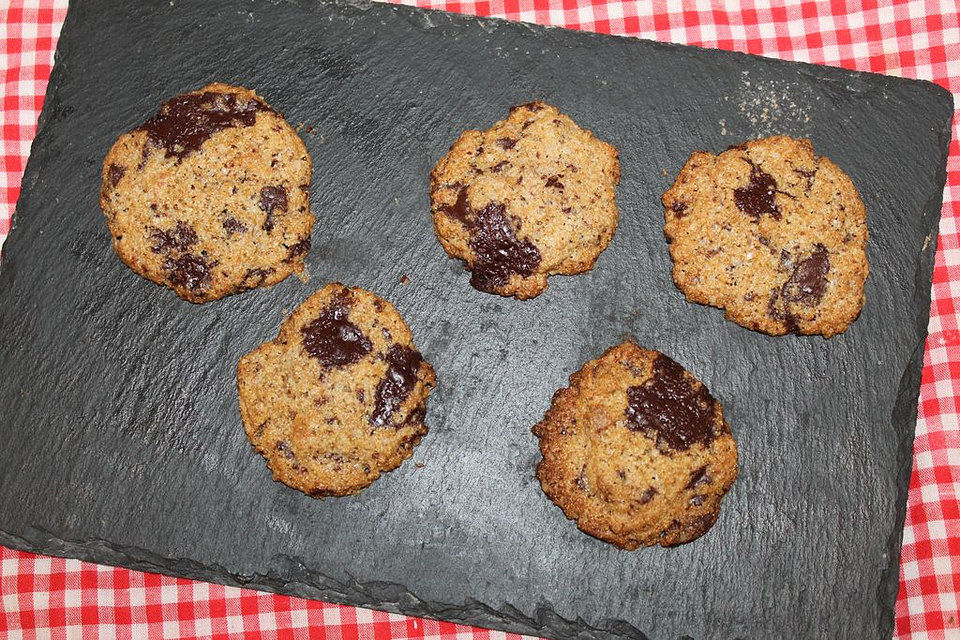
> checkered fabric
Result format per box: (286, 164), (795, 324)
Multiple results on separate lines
(1, 0), (958, 637)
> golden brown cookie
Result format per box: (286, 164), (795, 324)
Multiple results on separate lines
(431, 102), (620, 299)
(533, 341), (738, 549)
(236, 283), (436, 497)
(662, 135), (868, 337)
(100, 83), (313, 303)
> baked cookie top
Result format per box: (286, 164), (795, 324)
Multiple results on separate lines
(236, 283), (436, 497)
(662, 135), (868, 337)
(533, 341), (738, 549)
(431, 102), (620, 300)
(100, 83), (313, 303)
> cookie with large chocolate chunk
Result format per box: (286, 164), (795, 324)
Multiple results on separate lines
(237, 283), (436, 497)
(100, 83), (313, 303)
(662, 135), (868, 337)
(431, 102), (620, 300)
(533, 341), (738, 549)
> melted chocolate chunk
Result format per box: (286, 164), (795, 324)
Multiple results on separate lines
(437, 187), (471, 224)
(439, 187), (541, 291)
(151, 221), (197, 253)
(243, 267), (273, 286)
(626, 354), (719, 452)
(686, 466), (712, 489)
(490, 160), (510, 173)
(768, 290), (800, 334)
(690, 494), (706, 506)
(222, 217), (247, 235)
(734, 162), (781, 221)
(138, 91), (271, 162)
(496, 137), (518, 150)
(107, 163), (125, 187)
(259, 186), (288, 232)
(163, 253), (210, 291)
(670, 201), (688, 218)
(545, 175), (564, 190)
(782, 244), (830, 305)
(468, 203), (541, 291)
(284, 237), (311, 261)
(300, 291), (372, 369)
(370, 345), (424, 429)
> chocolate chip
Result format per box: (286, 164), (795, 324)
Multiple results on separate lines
(243, 267), (273, 286)
(734, 161), (781, 221)
(259, 185), (288, 232)
(496, 137), (518, 150)
(782, 244), (830, 305)
(490, 160), (510, 173)
(437, 187), (471, 224)
(285, 237), (311, 261)
(107, 163), (125, 187)
(151, 221), (197, 253)
(575, 467), (587, 490)
(222, 217), (247, 235)
(625, 354), (719, 452)
(137, 90), (273, 162)
(670, 201), (688, 218)
(370, 344), (424, 428)
(690, 494), (706, 506)
(545, 175), (564, 190)
(768, 289), (800, 334)
(639, 487), (658, 504)
(686, 466), (711, 489)
(163, 253), (210, 291)
(276, 441), (296, 459)
(300, 289), (373, 369)
(794, 167), (817, 192)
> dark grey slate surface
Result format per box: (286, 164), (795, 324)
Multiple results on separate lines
(0, 0), (953, 638)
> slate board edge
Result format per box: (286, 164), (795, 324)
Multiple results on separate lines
(0, 0), (955, 638)
(0, 527), (651, 640)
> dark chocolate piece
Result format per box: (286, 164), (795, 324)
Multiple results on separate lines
(626, 354), (719, 452)
(163, 253), (210, 291)
(734, 161), (781, 221)
(300, 291), (372, 368)
(371, 345), (424, 428)
(782, 244), (830, 305)
(259, 185), (288, 232)
(138, 90), (271, 161)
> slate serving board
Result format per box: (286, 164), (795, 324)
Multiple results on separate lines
(0, 0), (953, 638)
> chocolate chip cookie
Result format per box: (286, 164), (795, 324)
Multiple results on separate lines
(431, 102), (620, 299)
(236, 283), (436, 497)
(533, 341), (738, 549)
(662, 135), (868, 337)
(100, 83), (313, 303)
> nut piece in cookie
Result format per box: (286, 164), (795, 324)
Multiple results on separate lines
(431, 101), (621, 300)
(533, 341), (738, 549)
(662, 135), (868, 337)
(100, 83), (313, 303)
(237, 283), (436, 497)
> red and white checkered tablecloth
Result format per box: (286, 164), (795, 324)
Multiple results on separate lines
(1, 0), (958, 637)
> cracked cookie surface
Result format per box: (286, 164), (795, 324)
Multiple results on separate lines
(662, 135), (868, 337)
(100, 83), (313, 303)
(236, 283), (436, 497)
(431, 102), (620, 300)
(533, 341), (738, 549)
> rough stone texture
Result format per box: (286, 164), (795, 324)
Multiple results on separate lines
(0, 1), (952, 639)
